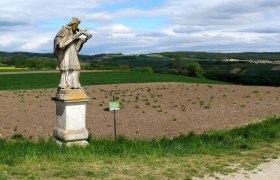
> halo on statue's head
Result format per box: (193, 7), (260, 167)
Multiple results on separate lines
(67, 17), (81, 26)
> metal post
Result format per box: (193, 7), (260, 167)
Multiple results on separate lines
(113, 96), (117, 141)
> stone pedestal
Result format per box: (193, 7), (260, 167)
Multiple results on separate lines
(52, 89), (90, 146)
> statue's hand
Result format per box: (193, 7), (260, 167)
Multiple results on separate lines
(79, 29), (92, 39)
(73, 33), (80, 40)
(79, 29), (87, 34)
(81, 38), (87, 43)
(86, 34), (92, 39)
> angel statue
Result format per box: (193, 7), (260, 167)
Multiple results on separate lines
(54, 17), (92, 89)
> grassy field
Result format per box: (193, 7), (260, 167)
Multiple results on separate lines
(0, 71), (228, 90)
(1, 116), (280, 179)
(0, 67), (29, 72)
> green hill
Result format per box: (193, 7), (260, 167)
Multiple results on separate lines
(1, 51), (279, 86)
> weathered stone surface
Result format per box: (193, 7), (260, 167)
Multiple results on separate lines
(53, 128), (88, 141)
(54, 100), (88, 129)
(53, 89), (90, 146)
(56, 140), (89, 147)
(54, 17), (92, 89)
(52, 17), (92, 146)
(54, 88), (90, 101)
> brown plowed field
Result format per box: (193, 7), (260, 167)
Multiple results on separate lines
(0, 83), (279, 140)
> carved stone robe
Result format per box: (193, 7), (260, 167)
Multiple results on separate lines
(54, 26), (85, 89)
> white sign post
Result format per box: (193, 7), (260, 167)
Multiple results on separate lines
(109, 96), (120, 140)
(109, 101), (120, 111)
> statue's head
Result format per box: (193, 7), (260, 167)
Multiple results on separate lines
(67, 17), (81, 30)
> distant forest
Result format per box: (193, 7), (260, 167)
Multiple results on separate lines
(0, 51), (279, 86)
(1, 51), (280, 62)
(160, 52), (280, 61)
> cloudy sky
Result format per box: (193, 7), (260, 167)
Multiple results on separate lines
(0, 0), (280, 54)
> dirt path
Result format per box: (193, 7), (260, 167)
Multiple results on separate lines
(203, 157), (280, 180)
(0, 82), (279, 140)
(0, 70), (112, 75)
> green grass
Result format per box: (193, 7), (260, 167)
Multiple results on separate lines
(0, 66), (16, 69)
(0, 66), (31, 72)
(1, 116), (280, 179)
(0, 71), (228, 90)
(0, 68), (46, 72)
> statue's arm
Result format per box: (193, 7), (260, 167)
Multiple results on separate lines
(60, 33), (81, 49)
(55, 27), (82, 49)
(75, 39), (86, 52)
(60, 37), (75, 49)
(75, 30), (92, 52)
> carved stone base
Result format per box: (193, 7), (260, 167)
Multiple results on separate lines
(56, 140), (89, 147)
(52, 88), (90, 146)
(54, 88), (89, 101)
(53, 128), (89, 141)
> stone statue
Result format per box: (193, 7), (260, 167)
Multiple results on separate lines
(54, 17), (92, 89)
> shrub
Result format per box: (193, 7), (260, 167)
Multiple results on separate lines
(142, 66), (153, 73)
(186, 61), (204, 78)
(133, 66), (154, 73)
(118, 64), (131, 71)
(168, 55), (185, 74)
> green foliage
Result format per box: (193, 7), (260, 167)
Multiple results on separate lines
(142, 66), (153, 73)
(1, 51), (280, 62)
(1, 51), (279, 86)
(1, 116), (280, 178)
(82, 62), (118, 70)
(186, 61), (204, 78)
(0, 55), (56, 69)
(0, 116), (280, 166)
(102, 56), (169, 69)
(168, 55), (186, 74)
(11, 133), (24, 141)
(200, 61), (280, 86)
(161, 51), (280, 61)
(134, 66), (154, 73)
(0, 71), (227, 90)
(206, 72), (280, 86)
(118, 64), (130, 71)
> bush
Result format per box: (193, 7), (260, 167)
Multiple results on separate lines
(83, 62), (118, 70)
(133, 66), (154, 73)
(142, 66), (154, 73)
(81, 64), (92, 70)
(186, 61), (204, 78)
(168, 55), (185, 74)
(118, 64), (130, 71)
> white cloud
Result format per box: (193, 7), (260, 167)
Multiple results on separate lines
(95, 24), (131, 34)
(86, 13), (113, 22)
(0, 0), (280, 54)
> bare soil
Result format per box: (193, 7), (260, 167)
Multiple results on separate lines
(0, 83), (280, 140)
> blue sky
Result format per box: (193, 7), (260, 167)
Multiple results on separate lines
(115, 16), (168, 31)
(0, 0), (280, 54)
(96, 0), (164, 12)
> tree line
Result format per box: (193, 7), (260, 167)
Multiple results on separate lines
(0, 55), (56, 69)
(161, 52), (280, 61)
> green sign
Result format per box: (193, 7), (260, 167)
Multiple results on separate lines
(109, 101), (120, 111)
